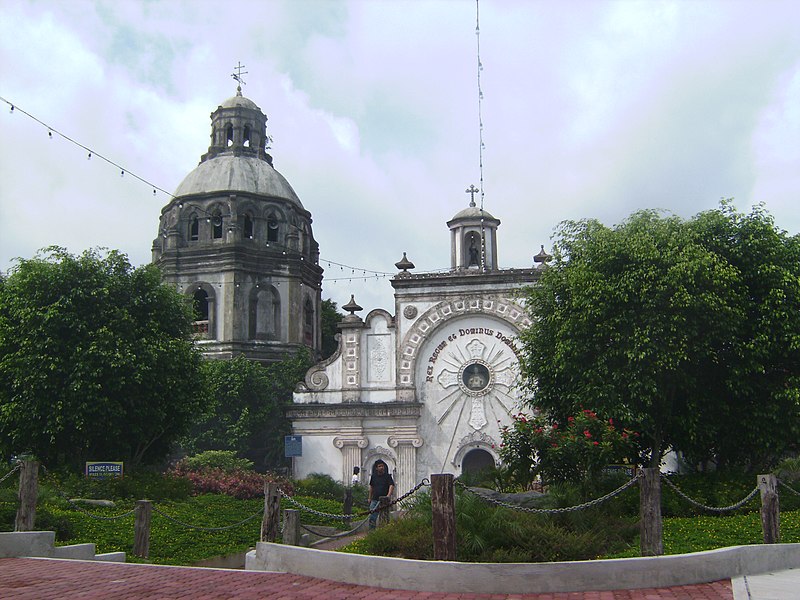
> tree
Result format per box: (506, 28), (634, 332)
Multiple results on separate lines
(684, 203), (800, 468)
(0, 247), (204, 469)
(320, 298), (343, 360)
(181, 351), (312, 471)
(517, 204), (800, 471)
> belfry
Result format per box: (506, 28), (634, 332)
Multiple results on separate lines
(152, 76), (323, 363)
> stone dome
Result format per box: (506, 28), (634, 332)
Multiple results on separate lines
(219, 94), (260, 111)
(449, 205), (497, 222)
(174, 154), (303, 208)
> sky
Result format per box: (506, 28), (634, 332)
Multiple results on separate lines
(1, 0), (799, 312)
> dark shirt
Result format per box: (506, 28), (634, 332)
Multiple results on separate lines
(369, 472), (395, 499)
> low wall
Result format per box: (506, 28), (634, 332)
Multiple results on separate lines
(246, 541), (800, 593)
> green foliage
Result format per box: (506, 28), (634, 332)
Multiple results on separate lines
(775, 457), (800, 482)
(499, 409), (639, 493)
(42, 469), (192, 502)
(349, 488), (637, 562)
(0, 247), (204, 469)
(181, 450), (253, 472)
(518, 204), (800, 471)
(320, 298), (343, 360)
(293, 472), (346, 501)
(181, 352), (312, 471)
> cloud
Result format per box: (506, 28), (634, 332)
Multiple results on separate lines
(2, 0), (799, 314)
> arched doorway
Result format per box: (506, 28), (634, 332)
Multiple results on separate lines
(461, 448), (495, 475)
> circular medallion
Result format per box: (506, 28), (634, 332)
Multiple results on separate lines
(403, 305), (418, 319)
(458, 360), (493, 396)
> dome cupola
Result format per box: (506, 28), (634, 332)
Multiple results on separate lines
(446, 186), (500, 271)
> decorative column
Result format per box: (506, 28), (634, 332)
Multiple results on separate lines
(388, 435), (424, 496)
(340, 296), (364, 403)
(333, 436), (369, 485)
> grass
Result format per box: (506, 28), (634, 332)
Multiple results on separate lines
(605, 509), (800, 559)
(2, 491), (350, 566)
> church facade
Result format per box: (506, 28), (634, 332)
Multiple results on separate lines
(152, 87), (323, 363)
(290, 201), (547, 495)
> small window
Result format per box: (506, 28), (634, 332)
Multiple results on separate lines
(304, 298), (314, 345)
(243, 125), (251, 148)
(226, 124), (234, 147)
(189, 216), (199, 241)
(267, 217), (279, 242)
(211, 210), (223, 239)
(244, 214), (254, 239)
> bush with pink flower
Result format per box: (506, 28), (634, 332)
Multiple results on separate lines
(499, 408), (639, 492)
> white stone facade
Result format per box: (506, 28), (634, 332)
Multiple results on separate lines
(290, 203), (543, 494)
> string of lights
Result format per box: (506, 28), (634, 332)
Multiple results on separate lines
(476, 0), (486, 212)
(475, 0), (488, 272)
(0, 95), (174, 199)
(1, 94), (408, 281)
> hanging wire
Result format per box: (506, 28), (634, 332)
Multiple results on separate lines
(476, 0), (488, 272)
(0, 96), (174, 199)
(2, 95), (430, 281)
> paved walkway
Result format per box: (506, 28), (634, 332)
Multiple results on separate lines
(0, 557), (734, 599)
(732, 568), (800, 599)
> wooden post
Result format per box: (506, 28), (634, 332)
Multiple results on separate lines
(282, 509), (300, 546)
(14, 460), (39, 532)
(431, 473), (456, 561)
(261, 482), (280, 542)
(133, 500), (152, 558)
(758, 474), (780, 544)
(639, 468), (663, 556)
(343, 487), (353, 526)
(377, 496), (390, 527)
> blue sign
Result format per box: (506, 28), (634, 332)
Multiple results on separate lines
(284, 435), (302, 457)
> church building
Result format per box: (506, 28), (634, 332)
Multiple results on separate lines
(289, 198), (549, 495)
(152, 85), (323, 363)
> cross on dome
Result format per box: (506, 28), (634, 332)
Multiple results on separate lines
(465, 184), (480, 207)
(231, 61), (248, 95)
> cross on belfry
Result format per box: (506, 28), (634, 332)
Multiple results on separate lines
(231, 62), (248, 91)
(465, 184), (480, 207)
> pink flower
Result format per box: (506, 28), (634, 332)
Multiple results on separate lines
(593, 441), (599, 446)
(583, 430), (592, 438)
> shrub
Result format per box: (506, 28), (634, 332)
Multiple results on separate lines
(180, 451), (254, 472)
(293, 473), (346, 501)
(169, 462), (292, 499)
(42, 469), (192, 502)
(349, 487), (637, 562)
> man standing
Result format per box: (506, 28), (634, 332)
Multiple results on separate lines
(368, 459), (395, 529)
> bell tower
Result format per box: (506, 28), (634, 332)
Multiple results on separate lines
(152, 69), (323, 363)
(446, 185), (500, 271)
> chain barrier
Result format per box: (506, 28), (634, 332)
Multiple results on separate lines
(660, 475), (759, 513)
(456, 472), (642, 514)
(777, 479), (800, 497)
(300, 516), (371, 540)
(0, 462), (21, 485)
(150, 504), (264, 532)
(279, 478), (430, 521)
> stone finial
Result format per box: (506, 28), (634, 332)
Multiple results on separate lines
(395, 252), (415, 275)
(533, 245), (552, 266)
(342, 294), (363, 316)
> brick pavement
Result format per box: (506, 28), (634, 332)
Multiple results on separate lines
(0, 558), (733, 599)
